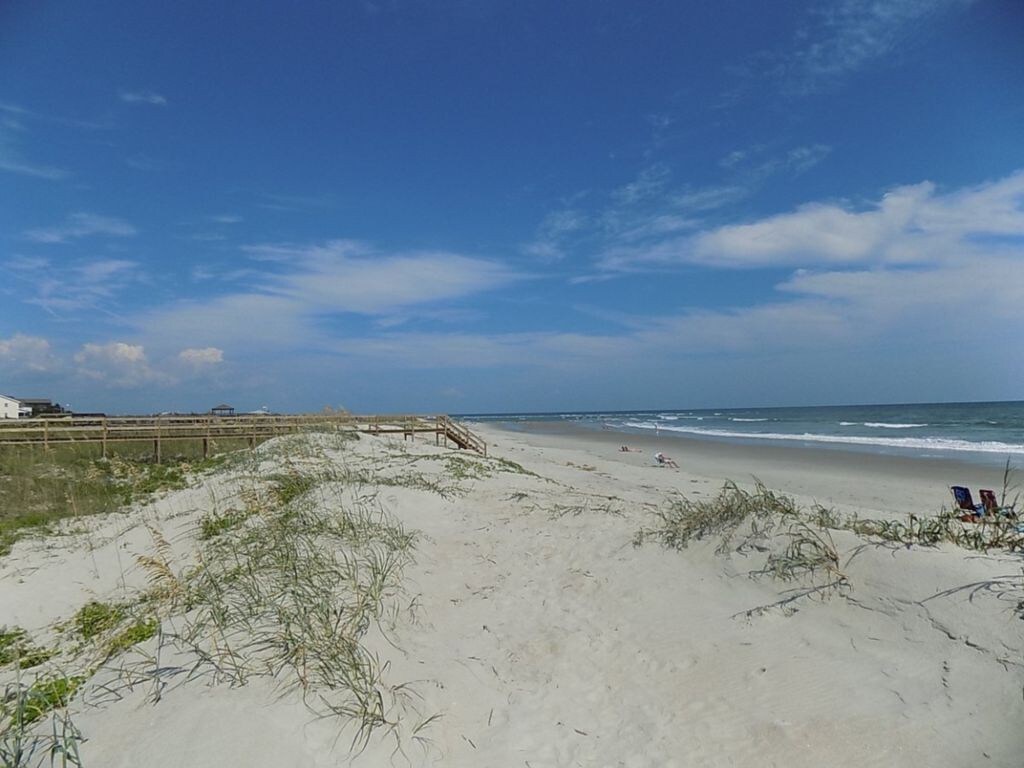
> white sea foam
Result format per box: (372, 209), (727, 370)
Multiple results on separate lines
(730, 418), (768, 422)
(621, 422), (1024, 455)
(863, 422), (927, 429)
(839, 421), (857, 426)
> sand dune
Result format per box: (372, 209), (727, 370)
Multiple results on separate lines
(1, 426), (1021, 766)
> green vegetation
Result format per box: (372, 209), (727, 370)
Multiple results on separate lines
(634, 480), (799, 554)
(443, 455), (491, 481)
(1, 674), (85, 768)
(0, 628), (53, 670)
(839, 510), (1024, 551)
(198, 507), (250, 540)
(0, 431), (447, 758)
(71, 601), (125, 641)
(637, 478), (1023, 617)
(134, 465), (418, 750)
(269, 470), (320, 504)
(18, 676), (85, 726)
(0, 442), (242, 557)
(486, 456), (538, 477)
(107, 619), (159, 656)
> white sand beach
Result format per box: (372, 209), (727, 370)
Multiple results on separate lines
(2, 425), (1022, 767)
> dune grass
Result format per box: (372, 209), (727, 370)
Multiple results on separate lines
(638, 477), (1023, 618)
(112, 434), (424, 752)
(0, 629), (53, 671)
(634, 480), (799, 554)
(0, 441), (245, 557)
(1, 673), (85, 767)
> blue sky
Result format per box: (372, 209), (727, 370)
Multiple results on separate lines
(1, 0), (1023, 414)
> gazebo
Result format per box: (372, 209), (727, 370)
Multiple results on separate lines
(210, 403), (235, 417)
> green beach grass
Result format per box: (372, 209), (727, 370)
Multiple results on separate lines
(0, 440), (252, 557)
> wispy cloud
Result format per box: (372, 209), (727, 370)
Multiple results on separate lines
(527, 145), (826, 270)
(119, 90), (168, 106)
(784, 0), (976, 93)
(178, 347), (224, 366)
(524, 209), (590, 260)
(716, 143), (832, 183)
(209, 214), (243, 224)
(9, 257), (141, 314)
(24, 213), (137, 244)
(0, 130), (69, 180)
(0, 101), (113, 131)
(124, 153), (161, 171)
(256, 192), (340, 211)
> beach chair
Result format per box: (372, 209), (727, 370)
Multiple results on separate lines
(979, 489), (1017, 518)
(950, 486), (982, 518)
(654, 452), (679, 468)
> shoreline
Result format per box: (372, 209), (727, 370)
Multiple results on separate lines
(473, 419), (1014, 518)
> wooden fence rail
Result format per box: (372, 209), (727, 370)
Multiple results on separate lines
(0, 413), (486, 458)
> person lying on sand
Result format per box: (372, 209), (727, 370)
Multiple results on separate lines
(619, 445), (642, 452)
(654, 452), (679, 468)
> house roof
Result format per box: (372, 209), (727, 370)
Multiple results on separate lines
(211, 403), (234, 410)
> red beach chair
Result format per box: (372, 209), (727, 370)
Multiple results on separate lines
(979, 489), (1017, 518)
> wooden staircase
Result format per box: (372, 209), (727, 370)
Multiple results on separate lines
(437, 415), (487, 456)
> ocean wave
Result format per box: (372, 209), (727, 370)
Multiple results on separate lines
(838, 422), (857, 426)
(730, 417), (768, 422)
(621, 422), (1024, 455)
(863, 422), (927, 429)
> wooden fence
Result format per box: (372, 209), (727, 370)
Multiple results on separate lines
(0, 413), (486, 459)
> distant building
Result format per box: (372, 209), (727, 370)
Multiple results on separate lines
(210, 403), (236, 417)
(0, 394), (20, 419)
(17, 398), (66, 417)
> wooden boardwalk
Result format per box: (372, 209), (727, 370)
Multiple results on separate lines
(0, 413), (486, 459)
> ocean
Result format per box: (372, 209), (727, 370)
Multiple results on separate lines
(463, 401), (1024, 466)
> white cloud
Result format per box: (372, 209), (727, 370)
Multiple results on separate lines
(119, 90), (167, 106)
(209, 214), (243, 224)
(178, 347), (225, 366)
(0, 334), (58, 373)
(24, 213), (137, 244)
(598, 170), (1024, 271)
(74, 342), (162, 386)
(243, 239), (519, 314)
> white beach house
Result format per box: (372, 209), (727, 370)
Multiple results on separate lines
(0, 394), (21, 419)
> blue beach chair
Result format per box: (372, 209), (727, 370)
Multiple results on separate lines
(950, 486), (983, 517)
